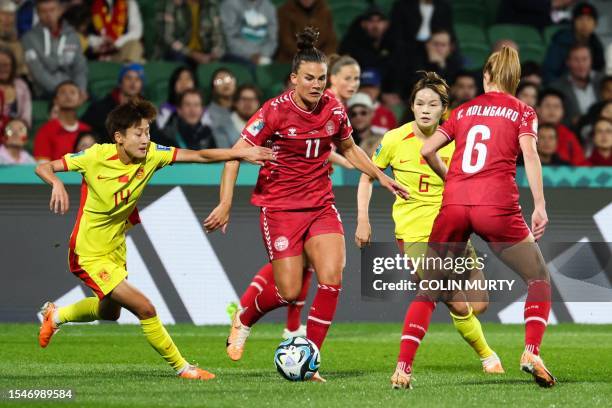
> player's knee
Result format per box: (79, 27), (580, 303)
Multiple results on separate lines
(101, 309), (121, 321)
(138, 301), (157, 320)
(278, 286), (300, 302)
(448, 301), (470, 317)
(316, 266), (343, 286)
(470, 301), (488, 315)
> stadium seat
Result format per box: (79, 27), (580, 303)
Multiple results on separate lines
(461, 43), (490, 71)
(452, 2), (487, 27)
(330, 2), (367, 40)
(520, 43), (547, 64)
(31, 99), (49, 137)
(256, 63), (291, 95)
(485, 0), (501, 27)
(455, 24), (488, 47)
(197, 62), (255, 94)
(488, 24), (543, 50)
(137, 0), (163, 59)
(87, 61), (122, 99)
(143, 61), (181, 104)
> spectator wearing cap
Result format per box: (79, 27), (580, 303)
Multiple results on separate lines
(347, 92), (383, 156)
(584, 117), (612, 166)
(33, 80), (91, 162)
(339, 5), (396, 102)
(0, 118), (35, 164)
(543, 2), (605, 84)
(358, 69), (397, 134)
(551, 43), (603, 127)
(0, 0), (27, 76)
(276, 0), (336, 63)
(81, 63), (144, 140)
(21, 0), (87, 98)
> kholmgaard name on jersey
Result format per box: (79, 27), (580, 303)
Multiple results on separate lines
(372, 279), (517, 292)
(458, 105), (520, 121)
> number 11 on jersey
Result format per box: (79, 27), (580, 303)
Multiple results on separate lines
(305, 139), (320, 158)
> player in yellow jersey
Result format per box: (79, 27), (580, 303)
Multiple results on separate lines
(34, 99), (274, 381)
(354, 72), (504, 388)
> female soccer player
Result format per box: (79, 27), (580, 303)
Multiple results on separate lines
(328, 54), (361, 105)
(36, 99), (274, 381)
(392, 47), (556, 389)
(204, 27), (407, 381)
(355, 71), (503, 375)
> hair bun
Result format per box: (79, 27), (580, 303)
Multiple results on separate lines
(296, 27), (320, 52)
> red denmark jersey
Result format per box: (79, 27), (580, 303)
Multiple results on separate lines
(241, 89), (353, 210)
(438, 91), (538, 208)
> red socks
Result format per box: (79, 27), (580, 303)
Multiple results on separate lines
(240, 263), (274, 308)
(524, 279), (551, 355)
(397, 297), (436, 374)
(307, 283), (341, 350)
(286, 267), (313, 331)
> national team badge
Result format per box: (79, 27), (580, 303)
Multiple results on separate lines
(274, 236), (289, 252)
(325, 120), (335, 136)
(136, 167), (145, 179)
(99, 271), (111, 282)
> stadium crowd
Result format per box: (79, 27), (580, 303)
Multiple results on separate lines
(0, 0), (610, 166)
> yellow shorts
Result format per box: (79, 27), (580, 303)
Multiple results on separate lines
(69, 242), (127, 299)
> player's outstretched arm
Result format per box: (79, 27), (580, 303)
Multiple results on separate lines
(174, 145), (275, 165)
(337, 137), (409, 200)
(420, 130), (449, 181)
(519, 136), (548, 240)
(35, 160), (70, 215)
(329, 151), (354, 169)
(355, 173), (376, 248)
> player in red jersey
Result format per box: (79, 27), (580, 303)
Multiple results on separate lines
(390, 47), (557, 389)
(204, 27), (407, 381)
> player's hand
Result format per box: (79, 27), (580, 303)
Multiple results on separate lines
(50, 182), (69, 215)
(240, 146), (276, 166)
(531, 205), (548, 240)
(355, 221), (372, 248)
(379, 174), (409, 200)
(203, 203), (231, 234)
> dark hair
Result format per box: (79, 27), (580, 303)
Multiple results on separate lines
(52, 80), (80, 100)
(521, 61), (542, 78)
(210, 67), (236, 102)
(516, 81), (539, 96)
(600, 75), (612, 90)
(537, 88), (565, 106)
(177, 88), (203, 106)
(409, 71), (450, 108)
(62, 5), (90, 32)
(291, 27), (327, 74)
(36, 0), (59, 5)
(168, 66), (198, 106)
(538, 123), (558, 136)
(567, 43), (591, 59)
(593, 117), (612, 137)
(105, 99), (157, 140)
(453, 70), (476, 83)
(233, 84), (262, 104)
(72, 131), (98, 152)
(0, 47), (16, 84)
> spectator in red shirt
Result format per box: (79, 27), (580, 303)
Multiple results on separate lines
(358, 68), (397, 134)
(536, 88), (585, 165)
(585, 117), (612, 166)
(33, 80), (90, 162)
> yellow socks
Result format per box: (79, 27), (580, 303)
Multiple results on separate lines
(451, 308), (494, 359)
(57, 297), (100, 324)
(140, 316), (188, 372)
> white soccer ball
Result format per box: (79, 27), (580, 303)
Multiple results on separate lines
(274, 336), (320, 381)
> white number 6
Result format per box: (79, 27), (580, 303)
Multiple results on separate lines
(462, 125), (490, 173)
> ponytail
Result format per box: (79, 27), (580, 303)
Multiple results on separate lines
(483, 46), (521, 95)
(291, 27), (327, 74)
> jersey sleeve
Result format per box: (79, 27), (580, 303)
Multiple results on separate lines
(241, 103), (275, 146)
(371, 131), (396, 169)
(62, 144), (100, 173)
(438, 110), (457, 141)
(518, 106), (538, 140)
(334, 109), (354, 142)
(149, 142), (178, 169)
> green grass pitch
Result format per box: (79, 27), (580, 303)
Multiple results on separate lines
(1, 323), (611, 407)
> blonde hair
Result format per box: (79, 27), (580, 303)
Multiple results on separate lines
(483, 46), (521, 95)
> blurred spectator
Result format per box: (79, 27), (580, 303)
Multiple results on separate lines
(22, 0), (87, 98)
(220, 0), (277, 67)
(496, 0), (575, 28)
(157, 66), (198, 128)
(87, 0), (144, 63)
(204, 68), (236, 137)
(358, 69), (396, 134)
(340, 6), (397, 99)
(33, 80), (90, 161)
(492, 39), (519, 53)
(328, 54), (360, 105)
(584, 117), (612, 165)
(0, 118), (35, 164)
(543, 2), (604, 84)
(81, 63), (143, 139)
(347, 92), (382, 156)
(73, 130), (97, 152)
(16, 0), (35, 38)
(516, 81), (538, 108)
(0, 47), (31, 127)
(211, 83), (261, 148)
(157, 89), (217, 149)
(156, 0), (225, 65)
(449, 70), (477, 110)
(537, 124), (571, 165)
(0, 0), (28, 76)
(521, 61), (543, 88)
(536, 88), (585, 164)
(62, 5), (92, 56)
(418, 28), (462, 84)
(276, 0), (336, 63)
(576, 76), (612, 140)
(551, 44), (603, 127)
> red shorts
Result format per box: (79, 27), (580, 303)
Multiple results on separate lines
(260, 204), (344, 260)
(429, 205), (531, 246)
